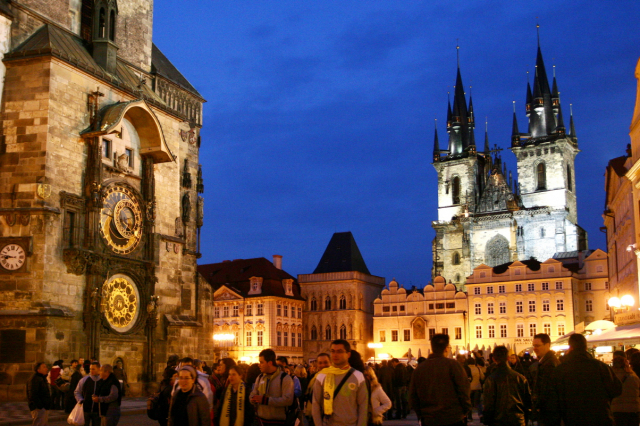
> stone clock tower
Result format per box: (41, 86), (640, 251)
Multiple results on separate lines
(0, 0), (210, 399)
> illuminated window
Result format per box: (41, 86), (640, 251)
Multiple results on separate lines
(429, 328), (436, 339)
(441, 328), (448, 335)
(529, 324), (537, 337)
(455, 327), (462, 340)
(246, 332), (252, 347)
(379, 330), (386, 342)
(517, 324), (524, 337)
(586, 299), (593, 312)
(557, 299), (564, 311)
(234, 332), (239, 346)
(223, 306), (229, 317)
(488, 325), (495, 339)
(257, 304), (264, 315)
(232, 305), (239, 317)
(404, 329), (411, 341)
(543, 323), (551, 334)
(257, 331), (263, 346)
(558, 324), (565, 335)
(500, 324), (507, 338)
(214, 307), (220, 318)
(475, 326), (482, 339)
(246, 305), (252, 316)
(391, 330), (398, 342)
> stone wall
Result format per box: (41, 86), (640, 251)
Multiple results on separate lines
(115, 0), (153, 72)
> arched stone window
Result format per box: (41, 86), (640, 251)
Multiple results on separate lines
(98, 8), (106, 38)
(339, 295), (346, 310)
(109, 9), (116, 41)
(452, 176), (461, 205)
(325, 325), (332, 340)
(536, 162), (547, 191)
(311, 326), (317, 340)
(567, 164), (573, 192)
(485, 234), (510, 267)
(339, 324), (347, 339)
(452, 252), (461, 265)
(310, 297), (317, 311)
(325, 297), (331, 310)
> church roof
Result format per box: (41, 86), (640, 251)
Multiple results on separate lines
(313, 232), (371, 275)
(151, 44), (203, 99)
(198, 257), (304, 301)
(492, 258), (541, 274)
(607, 156), (629, 177)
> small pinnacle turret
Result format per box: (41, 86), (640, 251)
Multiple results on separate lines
(433, 123), (441, 162)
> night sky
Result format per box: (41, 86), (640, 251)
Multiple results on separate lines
(153, 1), (640, 288)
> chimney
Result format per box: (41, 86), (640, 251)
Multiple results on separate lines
(273, 255), (282, 270)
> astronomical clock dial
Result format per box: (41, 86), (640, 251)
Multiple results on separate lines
(99, 185), (143, 254)
(102, 275), (140, 332)
(0, 244), (26, 270)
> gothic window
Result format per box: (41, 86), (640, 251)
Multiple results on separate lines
(339, 295), (346, 310)
(325, 325), (331, 340)
(567, 165), (573, 191)
(536, 162), (547, 191)
(485, 234), (510, 267)
(311, 326), (317, 340)
(452, 176), (461, 205)
(339, 324), (347, 339)
(325, 297), (331, 310)
(452, 252), (460, 265)
(98, 8), (106, 38)
(109, 9), (116, 41)
(310, 297), (317, 311)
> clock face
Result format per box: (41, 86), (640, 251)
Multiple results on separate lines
(102, 275), (140, 332)
(0, 244), (25, 270)
(99, 185), (143, 254)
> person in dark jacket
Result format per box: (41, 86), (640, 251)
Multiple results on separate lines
(169, 365), (211, 426)
(391, 359), (408, 419)
(214, 365), (254, 426)
(409, 334), (471, 426)
(27, 362), (51, 426)
(92, 364), (122, 426)
(157, 370), (178, 426)
(377, 360), (393, 419)
(550, 333), (622, 426)
(74, 361), (102, 426)
(65, 360), (84, 413)
(482, 346), (532, 426)
(529, 333), (560, 426)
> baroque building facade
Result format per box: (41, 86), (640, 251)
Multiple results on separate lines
(198, 256), (305, 365)
(0, 0), (208, 400)
(465, 250), (609, 354)
(372, 277), (468, 359)
(299, 232), (384, 361)
(432, 42), (587, 290)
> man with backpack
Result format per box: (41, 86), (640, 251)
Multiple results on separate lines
(250, 348), (295, 426)
(312, 339), (369, 426)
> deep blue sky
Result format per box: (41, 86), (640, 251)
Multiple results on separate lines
(154, 1), (640, 288)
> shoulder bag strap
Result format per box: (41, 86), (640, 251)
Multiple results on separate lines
(334, 368), (355, 398)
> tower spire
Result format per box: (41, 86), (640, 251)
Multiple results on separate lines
(512, 101), (520, 146)
(433, 119), (441, 162)
(569, 103), (577, 139)
(484, 119), (490, 154)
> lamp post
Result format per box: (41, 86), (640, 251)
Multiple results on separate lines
(608, 295), (635, 323)
(368, 342), (383, 364)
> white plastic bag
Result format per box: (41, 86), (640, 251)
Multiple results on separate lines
(68, 402), (85, 425)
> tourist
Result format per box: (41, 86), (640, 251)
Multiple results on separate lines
(27, 362), (51, 426)
(312, 339), (368, 426)
(74, 361), (102, 426)
(482, 346), (531, 426)
(304, 353), (330, 426)
(467, 357), (484, 422)
(193, 359), (214, 410)
(169, 365), (210, 426)
(611, 356), (640, 426)
(530, 333), (560, 426)
(92, 364), (122, 426)
(48, 359), (64, 410)
(390, 358), (408, 419)
(65, 360), (83, 413)
(249, 348), (294, 425)
(550, 333), (622, 426)
(158, 371), (178, 426)
(173, 357), (213, 411)
(293, 365), (308, 397)
(113, 360), (129, 397)
(409, 334), (470, 426)
(215, 365), (253, 426)
(364, 366), (392, 425)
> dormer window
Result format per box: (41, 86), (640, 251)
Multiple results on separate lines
(283, 279), (294, 296)
(249, 277), (263, 295)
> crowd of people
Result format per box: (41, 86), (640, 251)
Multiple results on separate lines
(26, 333), (640, 426)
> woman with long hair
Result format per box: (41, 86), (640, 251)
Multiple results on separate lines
(364, 366), (392, 425)
(168, 366), (210, 426)
(611, 356), (640, 426)
(215, 365), (253, 426)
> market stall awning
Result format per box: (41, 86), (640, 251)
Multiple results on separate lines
(586, 323), (640, 346)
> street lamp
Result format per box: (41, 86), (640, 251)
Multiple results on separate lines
(213, 333), (235, 362)
(608, 295), (635, 323)
(368, 342), (383, 364)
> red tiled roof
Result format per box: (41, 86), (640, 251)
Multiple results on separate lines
(198, 257), (305, 300)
